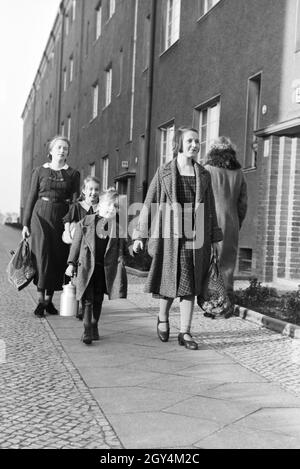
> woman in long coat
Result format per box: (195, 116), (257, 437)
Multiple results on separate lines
(133, 127), (223, 350)
(205, 136), (247, 296)
(22, 135), (80, 317)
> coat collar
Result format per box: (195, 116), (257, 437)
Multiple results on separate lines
(43, 162), (69, 170)
(159, 158), (208, 203)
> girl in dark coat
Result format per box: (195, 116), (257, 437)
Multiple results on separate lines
(133, 127), (223, 350)
(66, 189), (128, 345)
(22, 136), (80, 317)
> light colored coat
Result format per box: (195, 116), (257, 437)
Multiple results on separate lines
(133, 158), (223, 298)
(205, 165), (247, 292)
(67, 214), (127, 301)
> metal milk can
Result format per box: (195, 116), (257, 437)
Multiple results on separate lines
(60, 279), (78, 317)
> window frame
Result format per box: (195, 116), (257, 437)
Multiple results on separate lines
(158, 121), (175, 166)
(92, 83), (99, 120)
(95, 3), (102, 40)
(197, 0), (221, 19)
(194, 97), (221, 162)
(161, 0), (181, 53)
(104, 65), (112, 108)
(102, 156), (109, 190)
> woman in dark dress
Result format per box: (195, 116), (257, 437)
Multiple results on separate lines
(133, 127), (223, 350)
(22, 135), (80, 317)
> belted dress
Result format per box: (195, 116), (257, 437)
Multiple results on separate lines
(23, 163), (80, 291)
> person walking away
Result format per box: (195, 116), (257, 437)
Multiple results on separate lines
(205, 136), (247, 298)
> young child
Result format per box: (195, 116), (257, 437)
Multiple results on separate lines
(65, 188), (128, 345)
(62, 176), (100, 245)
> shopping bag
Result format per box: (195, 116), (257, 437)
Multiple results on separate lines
(197, 253), (232, 318)
(62, 221), (77, 244)
(7, 239), (36, 291)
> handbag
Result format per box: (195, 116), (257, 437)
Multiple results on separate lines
(62, 221), (77, 244)
(197, 253), (232, 318)
(7, 239), (36, 291)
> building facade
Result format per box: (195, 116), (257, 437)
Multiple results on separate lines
(21, 0), (300, 283)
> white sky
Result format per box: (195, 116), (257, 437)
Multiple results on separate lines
(0, 0), (60, 214)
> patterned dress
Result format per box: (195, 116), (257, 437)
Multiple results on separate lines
(23, 164), (80, 291)
(176, 173), (196, 297)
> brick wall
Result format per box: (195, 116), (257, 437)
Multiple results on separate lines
(256, 136), (300, 282)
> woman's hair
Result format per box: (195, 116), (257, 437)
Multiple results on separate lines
(205, 136), (241, 169)
(78, 175), (100, 201)
(172, 126), (199, 157)
(99, 187), (119, 204)
(47, 135), (71, 160)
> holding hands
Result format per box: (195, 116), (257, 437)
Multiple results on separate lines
(132, 240), (143, 254)
(65, 264), (76, 277)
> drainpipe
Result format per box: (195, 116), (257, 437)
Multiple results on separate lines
(56, 1), (66, 133)
(142, 0), (157, 200)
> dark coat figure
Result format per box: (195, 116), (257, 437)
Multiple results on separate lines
(205, 137), (248, 293)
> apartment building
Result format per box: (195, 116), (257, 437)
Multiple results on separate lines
(21, 0), (300, 282)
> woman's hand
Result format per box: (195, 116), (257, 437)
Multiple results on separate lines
(65, 264), (75, 277)
(133, 240), (143, 253)
(22, 226), (30, 239)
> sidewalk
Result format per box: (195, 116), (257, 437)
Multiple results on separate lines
(1, 225), (300, 449)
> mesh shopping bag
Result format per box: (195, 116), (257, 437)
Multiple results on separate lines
(7, 239), (36, 291)
(197, 253), (232, 318)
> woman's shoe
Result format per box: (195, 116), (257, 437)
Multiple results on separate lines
(81, 325), (92, 345)
(45, 302), (58, 315)
(178, 333), (198, 350)
(34, 303), (45, 318)
(157, 317), (170, 342)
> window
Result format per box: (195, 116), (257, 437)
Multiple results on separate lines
(296, 0), (300, 52)
(67, 115), (71, 140)
(72, 0), (76, 22)
(92, 83), (99, 119)
(244, 74), (261, 169)
(198, 0), (221, 18)
(162, 0), (181, 52)
(143, 15), (151, 70)
(159, 123), (175, 165)
(86, 21), (90, 56)
(118, 48), (123, 95)
(90, 163), (96, 177)
(195, 100), (220, 161)
(63, 68), (67, 91)
(69, 56), (74, 83)
(105, 66), (112, 107)
(102, 156), (109, 190)
(96, 3), (102, 40)
(108, 0), (115, 20)
(238, 248), (253, 274)
(65, 14), (69, 36)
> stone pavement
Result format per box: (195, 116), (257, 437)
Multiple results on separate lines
(1, 225), (300, 449)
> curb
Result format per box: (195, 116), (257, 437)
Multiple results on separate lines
(234, 304), (300, 339)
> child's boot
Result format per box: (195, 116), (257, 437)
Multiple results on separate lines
(91, 307), (101, 341)
(82, 304), (93, 345)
